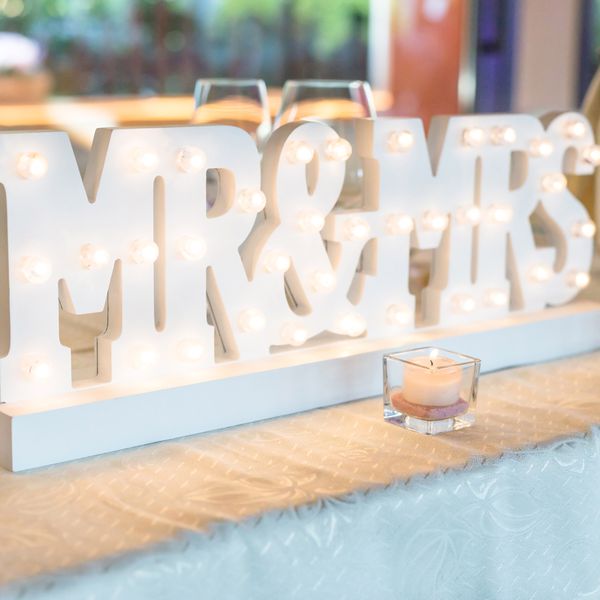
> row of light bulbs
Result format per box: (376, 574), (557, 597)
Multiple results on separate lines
(19, 306), (369, 381)
(450, 266), (591, 314)
(21, 255), (590, 380)
(16, 137), (349, 182)
(14, 121), (600, 183)
(18, 210), (596, 285)
(380, 124), (600, 162)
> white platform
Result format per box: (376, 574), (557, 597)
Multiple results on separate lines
(2, 300), (600, 471)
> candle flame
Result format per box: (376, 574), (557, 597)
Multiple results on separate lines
(429, 348), (439, 369)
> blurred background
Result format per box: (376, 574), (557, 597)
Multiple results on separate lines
(0, 0), (597, 122)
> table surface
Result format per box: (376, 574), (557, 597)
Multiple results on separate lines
(1, 348), (600, 590)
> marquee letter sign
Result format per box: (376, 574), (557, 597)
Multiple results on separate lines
(0, 112), (599, 470)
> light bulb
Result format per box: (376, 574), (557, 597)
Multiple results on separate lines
(286, 140), (315, 164)
(529, 138), (554, 158)
(131, 148), (159, 173)
(385, 213), (414, 235)
(422, 210), (449, 231)
(16, 152), (48, 180)
(581, 145), (600, 166)
(571, 220), (596, 238)
(487, 203), (514, 224)
(343, 217), (371, 241)
(176, 146), (206, 173)
(541, 173), (567, 194)
(452, 293), (476, 314)
(564, 119), (587, 140)
(484, 289), (509, 307)
(490, 126), (516, 145)
(309, 269), (336, 292)
(387, 130), (414, 152)
(19, 255), (52, 284)
(324, 137), (352, 161)
(176, 338), (204, 362)
(297, 208), (326, 233)
(386, 304), (412, 326)
(336, 312), (367, 337)
(131, 345), (159, 370)
(130, 239), (159, 264)
(21, 354), (52, 381)
(80, 243), (110, 270)
(177, 235), (207, 261)
(280, 322), (309, 347)
(237, 188), (267, 213)
(21, 356), (51, 381)
(462, 127), (485, 147)
(238, 308), (266, 333)
(529, 264), (552, 283)
(568, 270), (590, 289)
(263, 249), (291, 273)
(456, 205), (481, 226)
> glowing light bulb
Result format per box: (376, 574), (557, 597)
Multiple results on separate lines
(309, 269), (336, 292)
(21, 356), (51, 381)
(386, 304), (412, 326)
(568, 270), (591, 289)
(422, 210), (449, 231)
(343, 217), (371, 241)
(541, 173), (567, 194)
(490, 126), (516, 145)
(177, 235), (207, 261)
(385, 213), (414, 235)
(336, 312), (367, 337)
(237, 189), (267, 213)
(529, 264), (552, 283)
(297, 208), (326, 233)
(19, 255), (52, 284)
(80, 243), (110, 270)
(131, 345), (159, 370)
(581, 145), (600, 166)
(387, 130), (414, 152)
(564, 119), (587, 140)
(452, 293), (476, 314)
(456, 205), (481, 226)
(462, 127), (485, 147)
(263, 249), (291, 273)
(484, 289), (509, 307)
(238, 308), (266, 333)
(286, 140), (315, 164)
(130, 239), (159, 264)
(16, 152), (48, 180)
(324, 137), (352, 161)
(176, 146), (206, 173)
(529, 138), (554, 158)
(131, 148), (159, 173)
(280, 322), (309, 347)
(487, 203), (514, 224)
(572, 220), (596, 238)
(176, 338), (204, 362)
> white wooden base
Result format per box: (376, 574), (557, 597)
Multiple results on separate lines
(2, 300), (600, 471)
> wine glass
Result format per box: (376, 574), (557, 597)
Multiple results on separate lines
(193, 79), (271, 210)
(274, 80), (377, 208)
(193, 78), (271, 148)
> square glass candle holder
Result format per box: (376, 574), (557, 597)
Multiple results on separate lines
(384, 347), (480, 435)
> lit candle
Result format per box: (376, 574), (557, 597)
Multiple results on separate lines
(391, 349), (468, 421)
(403, 350), (462, 406)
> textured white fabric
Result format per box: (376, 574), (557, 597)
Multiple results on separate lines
(1, 351), (600, 599)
